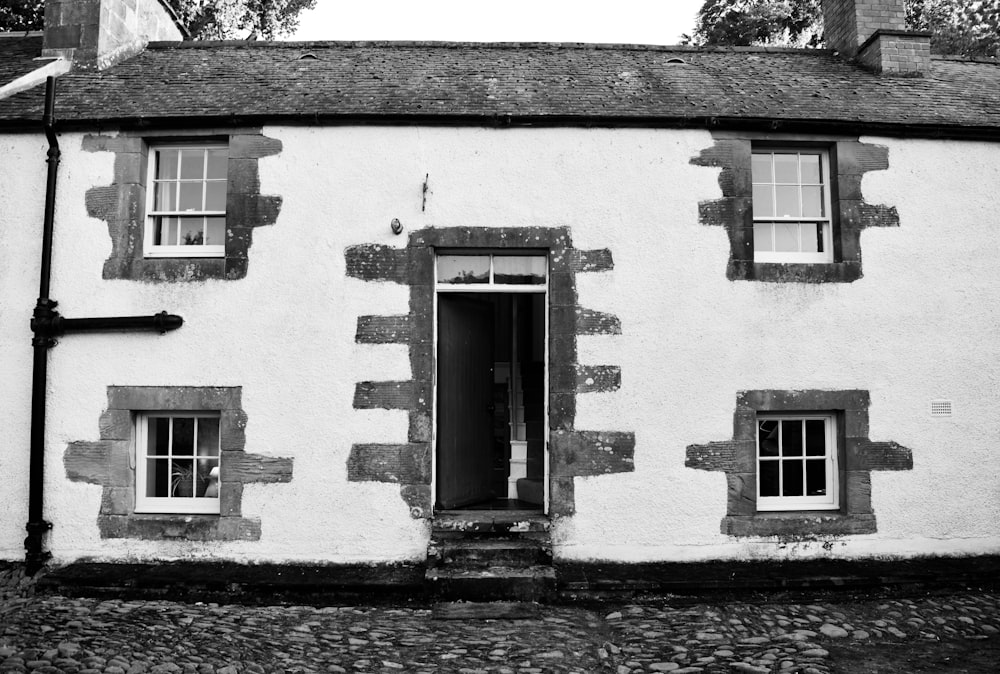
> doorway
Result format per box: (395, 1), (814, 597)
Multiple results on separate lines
(435, 254), (547, 512)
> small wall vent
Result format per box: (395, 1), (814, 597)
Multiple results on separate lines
(930, 399), (953, 417)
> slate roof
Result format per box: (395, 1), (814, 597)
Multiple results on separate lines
(1, 36), (999, 137)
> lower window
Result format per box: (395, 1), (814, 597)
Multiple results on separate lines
(135, 412), (221, 514)
(757, 414), (838, 511)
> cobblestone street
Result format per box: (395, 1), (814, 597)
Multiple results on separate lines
(2, 587), (999, 673)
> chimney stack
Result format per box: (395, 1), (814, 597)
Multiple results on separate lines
(821, 0), (932, 75)
(42, 0), (185, 70)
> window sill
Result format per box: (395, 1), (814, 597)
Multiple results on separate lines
(729, 260), (863, 283)
(722, 512), (876, 537)
(98, 514), (261, 541)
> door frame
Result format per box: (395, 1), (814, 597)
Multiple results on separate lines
(431, 251), (550, 513)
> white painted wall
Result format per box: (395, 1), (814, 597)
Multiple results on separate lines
(1, 127), (998, 564)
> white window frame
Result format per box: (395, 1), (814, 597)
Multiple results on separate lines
(756, 413), (839, 511)
(134, 412), (221, 515)
(752, 149), (834, 264)
(435, 252), (549, 294)
(144, 143), (227, 258)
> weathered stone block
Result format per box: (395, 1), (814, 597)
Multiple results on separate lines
(345, 244), (408, 284)
(575, 308), (621, 336)
(400, 484), (432, 519)
(550, 430), (635, 477)
(64, 441), (111, 485)
(225, 454), (293, 484)
(685, 441), (738, 472)
(576, 365), (621, 394)
(353, 380), (414, 410)
(356, 314), (411, 344)
(347, 443), (431, 484)
(569, 249), (614, 273)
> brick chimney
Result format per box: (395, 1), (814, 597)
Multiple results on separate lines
(821, 0), (932, 75)
(42, 0), (185, 70)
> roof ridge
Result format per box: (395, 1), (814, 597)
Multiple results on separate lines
(144, 39), (832, 55)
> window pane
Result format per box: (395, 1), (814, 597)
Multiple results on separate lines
(205, 217), (225, 246)
(752, 185), (774, 217)
(758, 420), (779, 457)
(180, 149), (204, 180)
(806, 459), (827, 495)
(760, 461), (779, 497)
(196, 459), (220, 497)
(154, 183), (176, 211)
(753, 223), (773, 253)
(148, 418), (170, 456)
(171, 458), (195, 497)
(206, 149), (228, 180)
(800, 154), (821, 183)
(801, 186), (823, 217)
(146, 458), (169, 497)
(805, 419), (827, 456)
(494, 256), (546, 285)
(782, 420), (803, 456)
(154, 216), (178, 246)
(773, 154), (799, 183)
(178, 182), (202, 211)
(783, 460), (804, 496)
(155, 149), (179, 180)
(205, 181), (226, 211)
(773, 222), (799, 252)
(172, 418), (194, 455)
(751, 154), (772, 182)
(197, 418), (220, 456)
(437, 255), (489, 284)
(180, 217), (204, 245)
(798, 223), (824, 253)
(775, 185), (800, 217)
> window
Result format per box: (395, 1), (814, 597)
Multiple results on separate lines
(436, 253), (547, 287)
(751, 149), (833, 264)
(756, 414), (838, 511)
(134, 412), (221, 514)
(145, 144), (228, 258)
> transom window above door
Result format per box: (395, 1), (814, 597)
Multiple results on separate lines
(436, 253), (547, 288)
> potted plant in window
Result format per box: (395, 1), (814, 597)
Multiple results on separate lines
(171, 463), (194, 498)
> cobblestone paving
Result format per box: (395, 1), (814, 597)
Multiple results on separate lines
(1, 591), (998, 673)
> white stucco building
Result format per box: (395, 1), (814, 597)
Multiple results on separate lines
(1, 0), (998, 595)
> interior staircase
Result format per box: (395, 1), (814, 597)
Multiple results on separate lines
(425, 511), (555, 601)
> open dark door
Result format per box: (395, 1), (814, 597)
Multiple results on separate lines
(437, 294), (495, 509)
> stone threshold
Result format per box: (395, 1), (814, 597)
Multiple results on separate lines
(30, 555), (1000, 605)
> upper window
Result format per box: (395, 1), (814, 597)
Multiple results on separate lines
(751, 149), (833, 264)
(135, 412), (221, 514)
(436, 253), (547, 288)
(757, 414), (839, 511)
(145, 144), (228, 258)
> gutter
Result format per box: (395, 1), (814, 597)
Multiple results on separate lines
(24, 77), (185, 574)
(2, 113), (1000, 142)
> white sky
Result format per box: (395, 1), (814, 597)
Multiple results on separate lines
(288, 0), (705, 45)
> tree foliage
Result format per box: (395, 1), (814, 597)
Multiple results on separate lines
(684, 0), (823, 47)
(0, 0), (44, 32)
(0, 0), (317, 40)
(172, 0), (316, 40)
(686, 0), (1000, 58)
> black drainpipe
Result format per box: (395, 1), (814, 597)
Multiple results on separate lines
(25, 77), (184, 574)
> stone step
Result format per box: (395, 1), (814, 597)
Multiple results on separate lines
(429, 538), (552, 568)
(426, 565), (556, 602)
(431, 511), (550, 535)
